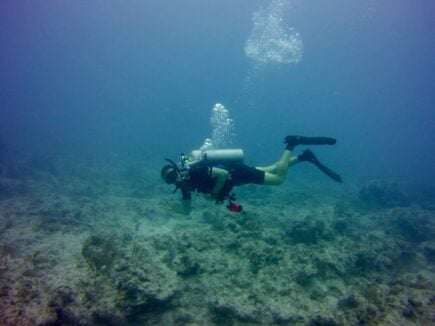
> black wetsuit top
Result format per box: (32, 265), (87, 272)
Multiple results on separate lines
(180, 163), (265, 203)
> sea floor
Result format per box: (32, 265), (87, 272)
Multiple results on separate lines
(0, 155), (434, 325)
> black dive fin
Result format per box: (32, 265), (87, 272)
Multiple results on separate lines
(311, 160), (343, 183)
(285, 136), (336, 146)
(298, 149), (342, 183)
(298, 136), (336, 145)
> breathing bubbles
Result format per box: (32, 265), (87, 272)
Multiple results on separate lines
(244, 0), (303, 65)
(199, 103), (235, 151)
(210, 103), (235, 149)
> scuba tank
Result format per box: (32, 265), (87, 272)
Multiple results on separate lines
(174, 149), (244, 180)
(203, 149), (244, 165)
(184, 149), (244, 168)
(188, 149), (244, 166)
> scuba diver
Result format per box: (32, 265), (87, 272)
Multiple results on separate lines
(161, 135), (342, 215)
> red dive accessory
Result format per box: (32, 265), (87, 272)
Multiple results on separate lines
(227, 202), (242, 213)
(226, 193), (243, 213)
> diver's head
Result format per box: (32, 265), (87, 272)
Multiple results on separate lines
(161, 164), (177, 184)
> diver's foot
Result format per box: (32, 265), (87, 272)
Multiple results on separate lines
(284, 135), (303, 151)
(297, 149), (318, 163)
(284, 135), (336, 150)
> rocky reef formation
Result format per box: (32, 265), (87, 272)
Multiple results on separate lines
(359, 180), (411, 208)
(0, 158), (434, 325)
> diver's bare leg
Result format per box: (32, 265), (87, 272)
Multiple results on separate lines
(256, 150), (299, 185)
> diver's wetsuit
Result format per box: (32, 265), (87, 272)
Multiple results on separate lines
(180, 163), (265, 203)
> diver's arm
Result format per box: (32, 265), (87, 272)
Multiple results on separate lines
(177, 182), (192, 215)
(211, 167), (229, 196)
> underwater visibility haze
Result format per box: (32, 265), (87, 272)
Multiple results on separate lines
(0, 0), (434, 324)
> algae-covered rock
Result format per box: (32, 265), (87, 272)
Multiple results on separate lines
(174, 253), (202, 278)
(91, 309), (126, 326)
(286, 215), (334, 245)
(308, 314), (338, 326)
(391, 208), (435, 243)
(332, 201), (356, 233)
(82, 235), (119, 273)
(209, 298), (257, 324)
(359, 180), (410, 208)
(115, 262), (178, 323)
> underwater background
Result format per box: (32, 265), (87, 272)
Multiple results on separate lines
(1, 0), (434, 325)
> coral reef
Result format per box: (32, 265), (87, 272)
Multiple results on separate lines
(0, 156), (434, 325)
(359, 180), (411, 208)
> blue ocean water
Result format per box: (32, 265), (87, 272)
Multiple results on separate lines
(1, 0), (434, 187)
(1, 2), (435, 324)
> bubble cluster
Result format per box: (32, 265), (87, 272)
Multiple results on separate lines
(199, 138), (214, 152)
(244, 0), (303, 65)
(199, 103), (235, 151)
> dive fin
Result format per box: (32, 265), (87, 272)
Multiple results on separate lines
(310, 159), (343, 183)
(298, 149), (342, 183)
(284, 135), (336, 151)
